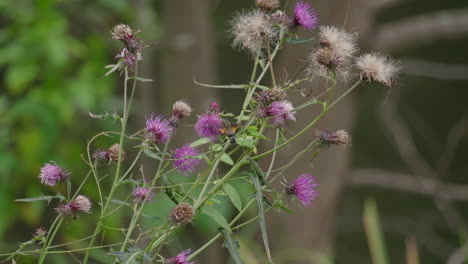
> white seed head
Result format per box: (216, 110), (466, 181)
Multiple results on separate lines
(73, 195), (92, 213)
(173, 100), (192, 118)
(229, 9), (278, 53)
(356, 53), (400, 87)
(112, 24), (133, 40)
(319, 26), (358, 60)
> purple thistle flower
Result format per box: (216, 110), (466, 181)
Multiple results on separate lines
(286, 174), (318, 207)
(146, 114), (174, 144)
(294, 1), (319, 30)
(39, 162), (70, 186)
(261, 100), (296, 126)
(173, 145), (200, 176)
(166, 249), (194, 264)
(195, 113), (223, 138)
(133, 186), (154, 203)
(55, 195), (92, 216)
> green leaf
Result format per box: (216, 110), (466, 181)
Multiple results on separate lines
(104, 62), (121, 77)
(220, 153), (234, 166)
(143, 148), (163, 161)
(134, 77), (153, 82)
(295, 99), (319, 111)
(211, 143), (223, 152)
(190, 137), (212, 147)
(250, 174), (273, 263)
(223, 183), (242, 211)
(247, 129), (269, 140)
(6, 62), (38, 94)
(201, 206), (231, 232)
(108, 247), (150, 264)
(220, 228), (244, 264)
(286, 37), (315, 44)
(235, 134), (255, 149)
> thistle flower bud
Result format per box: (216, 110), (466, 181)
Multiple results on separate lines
(39, 162), (70, 186)
(255, 87), (287, 105)
(55, 195), (92, 216)
(256, 0), (280, 12)
(108, 144), (125, 162)
(92, 149), (110, 163)
(167, 249), (193, 264)
(169, 202), (195, 225)
(34, 227), (47, 238)
(260, 100), (296, 126)
(133, 186), (154, 203)
(356, 53), (400, 87)
(317, 129), (351, 148)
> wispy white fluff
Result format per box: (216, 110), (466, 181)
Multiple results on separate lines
(356, 53), (400, 87)
(229, 9), (278, 53)
(319, 26), (358, 60)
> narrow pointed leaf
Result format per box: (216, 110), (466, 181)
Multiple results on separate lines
(220, 153), (234, 165)
(250, 174), (273, 263)
(194, 79), (247, 89)
(201, 206), (231, 232)
(190, 137), (212, 147)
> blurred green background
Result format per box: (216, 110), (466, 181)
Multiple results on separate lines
(1, 0), (468, 263)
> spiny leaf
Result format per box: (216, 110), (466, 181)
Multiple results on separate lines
(223, 183), (242, 211)
(220, 228), (244, 264)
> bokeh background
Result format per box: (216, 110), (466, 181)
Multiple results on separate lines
(1, 0), (468, 263)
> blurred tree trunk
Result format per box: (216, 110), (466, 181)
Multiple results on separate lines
(269, 0), (373, 259)
(137, 0), (222, 262)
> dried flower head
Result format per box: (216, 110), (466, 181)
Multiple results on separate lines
(256, 0), (280, 11)
(255, 87), (287, 106)
(39, 162), (70, 186)
(356, 53), (400, 87)
(230, 9), (278, 53)
(261, 100), (296, 126)
(173, 145), (200, 176)
(285, 174), (318, 207)
(55, 195), (92, 216)
(112, 24), (133, 40)
(166, 249), (194, 264)
(133, 186), (154, 203)
(92, 149), (111, 163)
(317, 129), (351, 148)
(293, 1), (319, 30)
(309, 26), (358, 80)
(170, 202), (195, 225)
(146, 114), (174, 144)
(108, 144), (125, 162)
(269, 10), (293, 29)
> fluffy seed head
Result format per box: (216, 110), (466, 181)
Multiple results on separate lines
(293, 1), (319, 30)
(309, 26), (358, 80)
(170, 202), (195, 225)
(256, 0), (280, 11)
(230, 9), (278, 53)
(173, 145), (200, 176)
(112, 24), (133, 40)
(317, 129), (351, 148)
(356, 53), (400, 87)
(146, 114), (174, 144)
(261, 100), (296, 126)
(173, 101), (192, 119)
(34, 227), (47, 238)
(166, 249), (194, 264)
(269, 10), (293, 29)
(133, 186), (154, 203)
(285, 174), (318, 207)
(56, 195), (92, 216)
(39, 162), (70, 186)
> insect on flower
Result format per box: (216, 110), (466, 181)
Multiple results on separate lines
(219, 122), (238, 144)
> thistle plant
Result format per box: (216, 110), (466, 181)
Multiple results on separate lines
(2, 1), (400, 263)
